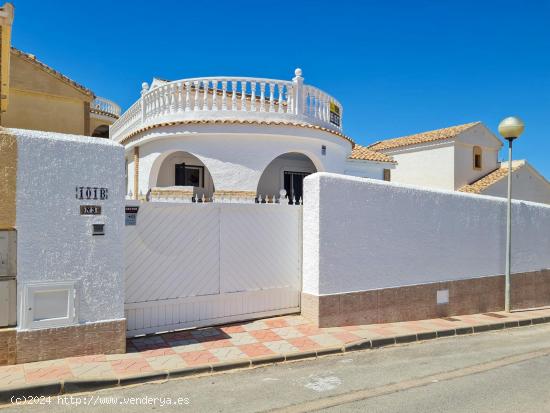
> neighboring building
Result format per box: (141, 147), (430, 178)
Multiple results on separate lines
(0, 2), (120, 137)
(367, 122), (550, 204)
(110, 69), (395, 202)
(459, 160), (550, 204)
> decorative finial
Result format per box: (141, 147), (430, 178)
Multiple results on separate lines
(141, 82), (149, 94)
(294, 68), (302, 77)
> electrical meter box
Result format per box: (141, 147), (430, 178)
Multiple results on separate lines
(0, 230), (17, 327)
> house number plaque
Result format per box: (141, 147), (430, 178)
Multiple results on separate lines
(80, 205), (102, 215)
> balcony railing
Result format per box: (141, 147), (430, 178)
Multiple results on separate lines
(90, 97), (121, 118)
(110, 68), (343, 142)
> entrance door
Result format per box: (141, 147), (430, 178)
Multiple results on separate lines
(284, 171), (310, 204)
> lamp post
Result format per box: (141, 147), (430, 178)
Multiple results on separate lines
(497, 116), (525, 312)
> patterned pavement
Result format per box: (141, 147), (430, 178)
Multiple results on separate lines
(1, 308), (550, 389)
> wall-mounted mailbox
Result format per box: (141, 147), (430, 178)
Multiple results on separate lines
(92, 224), (105, 236)
(0, 230), (17, 327)
(0, 230), (16, 278)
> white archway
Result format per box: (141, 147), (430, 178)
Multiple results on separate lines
(257, 152), (319, 203)
(150, 150), (215, 199)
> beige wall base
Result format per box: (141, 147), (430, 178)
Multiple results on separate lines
(302, 270), (550, 327)
(0, 329), (17, 365)
(0, 320), (126, 366)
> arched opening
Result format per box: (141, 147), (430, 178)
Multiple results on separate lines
(92, 124), (110, 138)
(257, 152), (317, 204)
(154, 151), (215, 200)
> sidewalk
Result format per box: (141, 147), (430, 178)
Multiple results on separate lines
(2, 308), (550, 401)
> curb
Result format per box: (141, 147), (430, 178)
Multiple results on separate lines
(1, 315), (549, 404)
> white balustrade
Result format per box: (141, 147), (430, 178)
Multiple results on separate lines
(110, 69), (343, 142)
(91, 97), (121, 117)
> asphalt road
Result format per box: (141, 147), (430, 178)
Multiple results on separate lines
(4, 323), (550, 413)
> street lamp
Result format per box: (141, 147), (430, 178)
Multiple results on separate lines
(498, 116), (525, 312)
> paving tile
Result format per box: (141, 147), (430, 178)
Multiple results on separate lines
(265, 318), (289, 328)
(308, 334), (346, 347)
(241, 320), (269, 331)
(283, 316), (310, 326)
(331, 331), (361, 343)
(249, 330), (283, 342)
(238, 343), (275, 357)
(0, 366), (26, 386)
(147, 355), (187, 371)
(180, 350), (219, 366)
(166, 338), (200, 347)
(111, 358), (153, 376)
(70, 362), (116, 379)
(209, 347), (248, 361)
(140, 347), (177, 358)
(201, 339), (234, 349)
(220, 325), (246, 334)
(171, 341), (206, 354)
(288, 337), (321, 351)
(229, 332), (259, 346)
(296, 324), (324, 336)
(105, 352), (142, 361)
(263, 340), (299, 354)
(191, 327), (224, 339)
(66, 354), (107, 364)
(22, 359), (67, 371)
(271, 327), (305, 340)
(26, 366), (74, 383)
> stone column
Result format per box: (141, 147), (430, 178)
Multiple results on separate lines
(133, 146), (139, 200)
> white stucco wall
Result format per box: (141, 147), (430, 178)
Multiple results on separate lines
(123, 123), (388, 195)
(343, 160), (392, 180)
(303, 173), (550, 296)
(384, 142), (456, 190)
(482, 165), (550, 205)
(13, 128), (125, 328)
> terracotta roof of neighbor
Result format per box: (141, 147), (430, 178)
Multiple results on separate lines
(459, 160), (526, 194)
(11, 47), (93, 96)
(368, 122), (481, 151)
(349, 145), (395, 163)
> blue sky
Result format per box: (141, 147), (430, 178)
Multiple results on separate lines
(10, 0), (550, 177)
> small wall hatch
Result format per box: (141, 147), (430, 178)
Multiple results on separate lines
(92, 224), (105, 236)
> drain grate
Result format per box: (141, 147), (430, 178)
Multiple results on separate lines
(483, 312), (507, 318)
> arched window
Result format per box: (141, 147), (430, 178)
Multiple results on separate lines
(473, 146), (482, 170)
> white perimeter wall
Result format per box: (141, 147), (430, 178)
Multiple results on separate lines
(14, 129), (125, 327)
(303, 172), (550, 296)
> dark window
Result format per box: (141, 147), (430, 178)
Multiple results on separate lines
(175, 163), (204, 187)
(473, 146), (482, 169)
(284, 171), (310, 204)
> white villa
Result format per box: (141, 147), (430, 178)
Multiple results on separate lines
(111, 69), (550, 205)
(110, 69), (395, 203)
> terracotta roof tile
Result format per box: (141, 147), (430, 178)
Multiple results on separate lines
(11, 47), (93, 96)
(458, 160), (525, 194)
(349, 145), (395, 163)
(368, 122), (481, 151)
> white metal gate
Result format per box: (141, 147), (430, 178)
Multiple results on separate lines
(124, 202), (302, 336)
